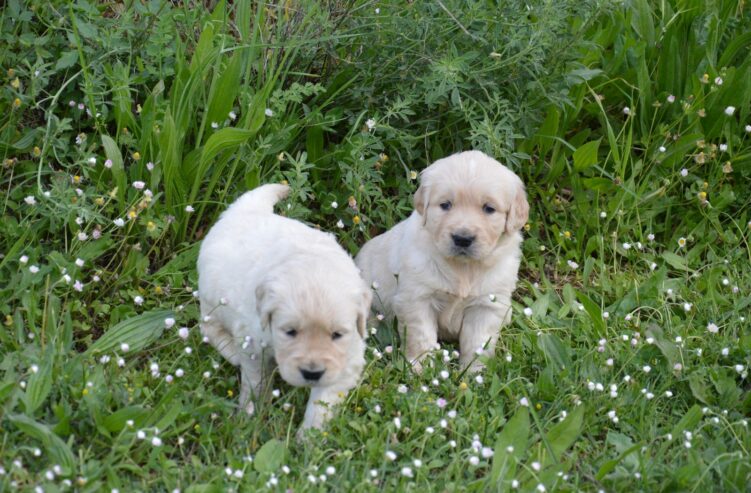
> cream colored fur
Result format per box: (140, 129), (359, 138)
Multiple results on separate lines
(356, 151), (528, 371)
(198, 184), (371, 432)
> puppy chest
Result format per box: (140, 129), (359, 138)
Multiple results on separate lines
(432, 294), (470, 337)
(432, 292), (508, 338)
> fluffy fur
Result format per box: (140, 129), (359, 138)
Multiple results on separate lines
(356, 151), (528, 371)
(197, 184), (371, 431)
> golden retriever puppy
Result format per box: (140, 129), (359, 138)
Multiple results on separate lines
(356, 151), (528, 371)
(197, 184), (371, 431)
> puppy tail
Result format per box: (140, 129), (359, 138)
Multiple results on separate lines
(233, 184), (290, 214)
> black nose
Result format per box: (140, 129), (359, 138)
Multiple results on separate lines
(452, 234), (476, 248)
(300, 369), (325, 381)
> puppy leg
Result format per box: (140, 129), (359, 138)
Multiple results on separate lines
(395, 299), (438, 372)
(238, 356), (265, 415)
(201, 321), (243, 365)
(298, 356), (362, 435)
(458, 306), (505, 371)
(299, 382), (356, 435)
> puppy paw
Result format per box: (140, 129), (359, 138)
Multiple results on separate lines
(244, 400), (256, 416)
(460, 357), (486, 374)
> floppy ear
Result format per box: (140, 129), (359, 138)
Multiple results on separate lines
(413, 183), (428, 217)
(505, 183), (529, 233)
(255, 281), (276, 330)
(355, 288), (373, 339)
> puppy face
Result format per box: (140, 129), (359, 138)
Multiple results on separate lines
(256, 268), (370, 388)
(414, 151), (528, 261)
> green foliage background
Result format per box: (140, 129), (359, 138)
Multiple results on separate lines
(1, 0), (750, 491)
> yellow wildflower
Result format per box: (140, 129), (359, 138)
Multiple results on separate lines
(32, 146), (41, 157)
(563, 230), (571, 239)
(227, 389), (234, 397)
(146, 221), (156, 232)
(7, 68), (15, 77)
(13, 98), (21, 108)
(132, 152), (141, 161)
(353, 215), (361, 225)
(94, 197), (105, 206)
(459, 382), (468, 391)
(153, 286), (163, 295)
(10, 77), (20, 89)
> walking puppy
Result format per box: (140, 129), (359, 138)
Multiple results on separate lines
(198, 184), (371, 431)
(356, 151), (528, 371)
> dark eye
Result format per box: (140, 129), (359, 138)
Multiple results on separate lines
(285, 329), (298, 338)
(440, 201), (452, 211)
(332, 331), (343, 340)
(482, 204), (496, 214)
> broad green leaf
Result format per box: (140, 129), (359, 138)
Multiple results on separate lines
(537, 333), (571, 371)
(646, 326), (681, 368)
(491, 407), (529, 482)
(582, 177), (615, 192)
(87, 309), (173, 355)
(206, 53), (244, 128)
(55, 51), (78, 70)
(596, 442), (642, 480)
(534, 106), (560, 156)
(102, 406), (149, 433)
(101, 135), (127, 205)
(662, 251), (688, 271)
(573, 139), (601, 171)
(199, 128), (255, 172)
(576, 291), (606, 337)
(24, 350), (53, 414)
(670, 405), (703, 438)
(545, 405), (584, 462)
(254, 439), (286, 473)
(12, 128), (41, 149)
(8, 414), (75, 474)
(719, 31), (751, 67)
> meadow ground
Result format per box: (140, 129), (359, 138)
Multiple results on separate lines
(1, 0), (750, 491)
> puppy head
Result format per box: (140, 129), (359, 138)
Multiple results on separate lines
(414, 150), (528, 261)
(256, 261), (371, 388)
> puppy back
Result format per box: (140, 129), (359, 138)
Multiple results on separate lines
(228, 183), (290, 215)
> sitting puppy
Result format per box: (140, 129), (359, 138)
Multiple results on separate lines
(197, 184), (371, 431)
(356, 151), (528, 371)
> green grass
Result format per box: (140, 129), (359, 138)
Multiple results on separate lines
(1, 0), (750, 491)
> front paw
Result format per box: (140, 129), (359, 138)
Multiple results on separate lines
(244, 399), (256, 416)
(462, 358), (485, 373)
